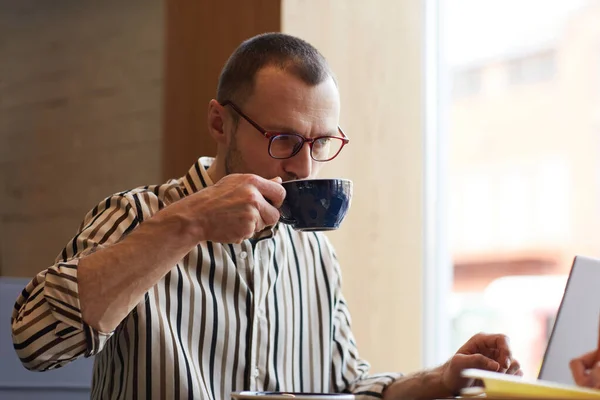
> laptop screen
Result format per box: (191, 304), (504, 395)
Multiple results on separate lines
(538, 256), (600, 384)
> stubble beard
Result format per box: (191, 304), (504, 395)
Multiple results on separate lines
(224, 133), (246, 176)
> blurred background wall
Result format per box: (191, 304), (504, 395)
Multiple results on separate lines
(0, 0), (164, 277)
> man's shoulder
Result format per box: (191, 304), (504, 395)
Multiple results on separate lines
(85, 178), (186, 219)
(123, 179), (185, 201)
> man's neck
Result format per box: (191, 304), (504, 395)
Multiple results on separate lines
(206, 158), (225, 184)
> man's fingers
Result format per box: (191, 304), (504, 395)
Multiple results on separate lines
(464, 334), (512, 369)
(455, 353), (500, 373)
(578, 351), (599, 369)
(491, 335), (512, 369)
(237, 175), (284, 227)
(507, 359), (521, 375)
(591, 362), (600, 388)
(256, 195), (281, 227)
(252, 176), (286, 208)
(570, 358), (591, 386)
(485, 348), (511, 370)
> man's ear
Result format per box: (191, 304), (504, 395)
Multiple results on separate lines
(207, 99), (229, 144)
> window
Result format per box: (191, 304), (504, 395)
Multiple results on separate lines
(452, 68), (482, 98)
(440, 0), (596, 378)
(508, 51), (556, 85)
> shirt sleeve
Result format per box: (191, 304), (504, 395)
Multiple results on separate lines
(11, 194), (139, 371)
(325, 237), (402, 399)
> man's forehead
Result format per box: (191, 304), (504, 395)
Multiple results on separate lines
(248, 71), (337, 108)
(253, 66), (337, 95)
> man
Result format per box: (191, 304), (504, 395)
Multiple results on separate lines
(12, 33), (521, 399)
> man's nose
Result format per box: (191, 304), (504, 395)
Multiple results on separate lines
(282, 144), (313, 180)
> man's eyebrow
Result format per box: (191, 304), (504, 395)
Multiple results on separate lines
(265, 125), (339, 136)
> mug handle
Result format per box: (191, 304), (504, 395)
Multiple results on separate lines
(279, 214), (296, 225)
(266, 198), (296, 225)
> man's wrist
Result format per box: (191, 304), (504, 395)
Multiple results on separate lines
(383, 366), (452, 400)
(151, 201), (207, 244)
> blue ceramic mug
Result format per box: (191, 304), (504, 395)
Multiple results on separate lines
(279, 178), (353, 231)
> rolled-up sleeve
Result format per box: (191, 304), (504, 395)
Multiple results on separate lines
(11, 194), (139, 371)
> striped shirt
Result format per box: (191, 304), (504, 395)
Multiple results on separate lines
(11, 157), (400, 399)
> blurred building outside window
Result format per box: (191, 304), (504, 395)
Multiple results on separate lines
(443, 0), (600, 377)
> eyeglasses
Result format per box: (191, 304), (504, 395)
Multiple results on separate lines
(221, 101), (349, 162)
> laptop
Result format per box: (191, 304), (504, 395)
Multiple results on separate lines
(538, 255), (600, 384)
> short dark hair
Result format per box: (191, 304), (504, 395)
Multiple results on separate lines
(216, 33), (335, 108)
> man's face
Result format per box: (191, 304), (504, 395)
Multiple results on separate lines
(224, 66), (341, 181)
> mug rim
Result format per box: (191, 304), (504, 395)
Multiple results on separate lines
(282, 178), (352, 184)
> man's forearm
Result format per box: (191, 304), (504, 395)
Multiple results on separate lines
(383, 367), (451, 400)
(78, 208), (203, 333)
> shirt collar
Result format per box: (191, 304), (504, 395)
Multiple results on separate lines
(181, 156), (215, 195)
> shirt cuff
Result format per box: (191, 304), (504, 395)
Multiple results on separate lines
(43, 259), (113, 356)
(350, 373), (404, 399)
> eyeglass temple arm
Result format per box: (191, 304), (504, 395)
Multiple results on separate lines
(338, 126), (349, 143)
(221, 100), (268, 136)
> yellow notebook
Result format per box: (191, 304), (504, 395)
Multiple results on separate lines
(461, 369), (600, 399)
